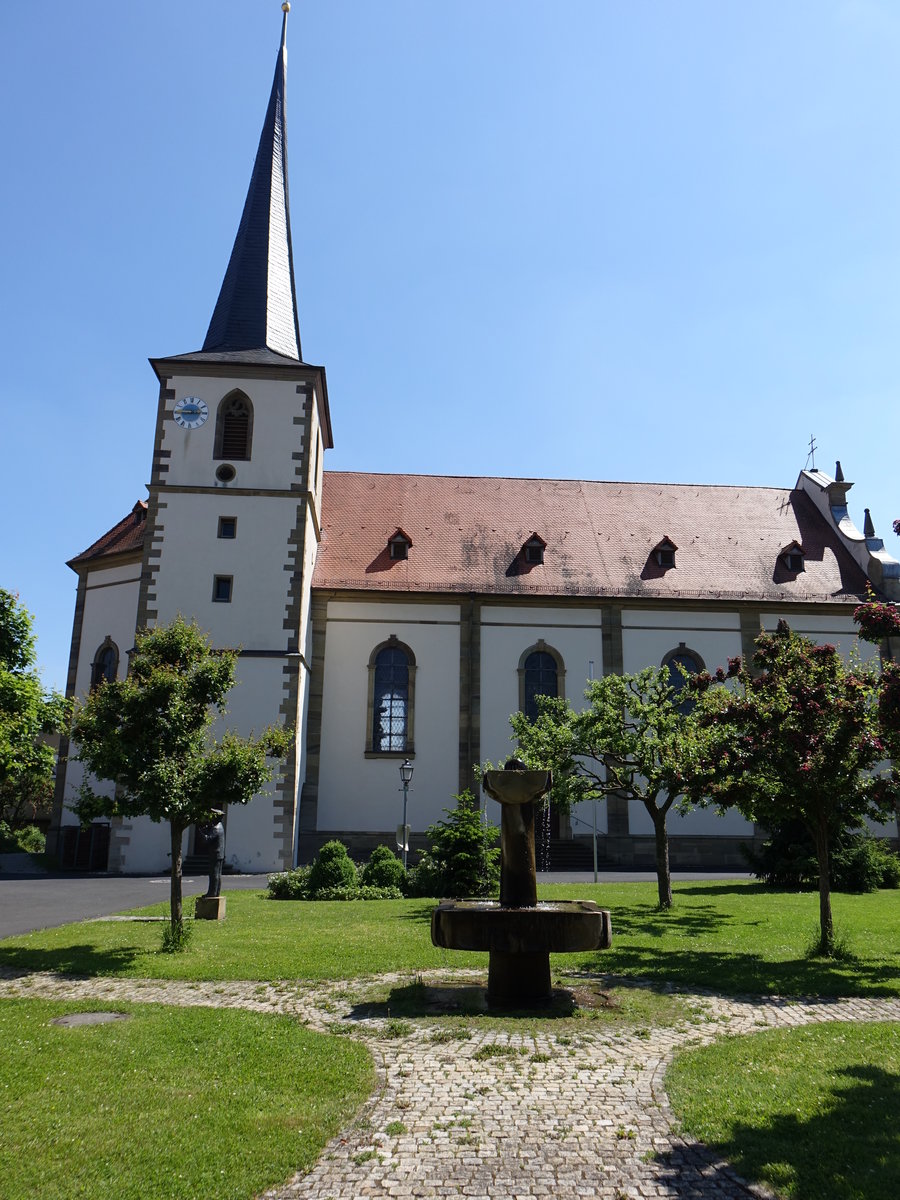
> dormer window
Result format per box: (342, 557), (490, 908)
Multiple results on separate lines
(781, 542), (805, 573)
(522, 533), (546, 565)
(388, 529), (413, 561)
(653, 537), (678, 569)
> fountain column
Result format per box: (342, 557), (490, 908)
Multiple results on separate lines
(430, 760), (612, 1010)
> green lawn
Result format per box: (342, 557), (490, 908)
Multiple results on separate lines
(2, 880), (899, 996)
(667, 1021), (900, 1200)
(0, 997), (373, 1200)
(2, 879), (899, 1200)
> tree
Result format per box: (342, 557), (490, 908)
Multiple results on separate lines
(71, 617), (291, 941)
(510, 668), (698, 909)
(409, 792), (500, 898)
(688, 621), (892, 954)
(0, 590), (69, 830)
(854, 587), (900, 837)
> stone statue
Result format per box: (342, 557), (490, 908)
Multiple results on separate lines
(196, 812), (225, 898)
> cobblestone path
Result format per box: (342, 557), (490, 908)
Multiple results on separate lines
(3, 967), (899, 1200)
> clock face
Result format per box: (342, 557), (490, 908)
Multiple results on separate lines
(173, 397), (209, 429)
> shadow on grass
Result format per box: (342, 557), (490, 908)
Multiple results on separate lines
(347, 980), (578, 1021)
(654, 1064), (900, 1200)
(0, 943), (141, 978)
(575, 943), (900, 997)
(611, 902), (725, 940)
(670, 882), (773, 898)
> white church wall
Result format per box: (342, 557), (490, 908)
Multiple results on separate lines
(160, 374), (308, 493)
(316, 600), (461, 835)
(109, 816), (173, 875)
(149, 493), (300, 648)
(59, 564), (142, 831)
(73, 568), (141, 696)
(762, 612), (877, 662)
(628, 800), (754, 837)
(479, 603), (604, 771)
(570, 798), (609, 837)
(621, 608), (742, 677)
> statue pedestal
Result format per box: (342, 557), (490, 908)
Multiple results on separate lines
(195, 896), (226, 921)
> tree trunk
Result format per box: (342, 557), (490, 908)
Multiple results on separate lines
(169, 823), (184, 934)
(811, 818), (834, 955)
(650, 802), (673, 909)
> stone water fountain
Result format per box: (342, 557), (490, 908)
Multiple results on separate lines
(431, 760), (612, 1008)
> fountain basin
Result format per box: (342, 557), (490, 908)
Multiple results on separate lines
(431, 898), (612, 1008)
(431, 899), (612, 955)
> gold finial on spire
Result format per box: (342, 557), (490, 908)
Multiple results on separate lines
(282, 2), (291, 12)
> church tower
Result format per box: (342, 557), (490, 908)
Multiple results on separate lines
(120, 5), (332, 872)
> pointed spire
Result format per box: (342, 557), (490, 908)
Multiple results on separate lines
(864, 509), (876, 538)
(834, 460), (844, 483)
(202, 4), (302, 360)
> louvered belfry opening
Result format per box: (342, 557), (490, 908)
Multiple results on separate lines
(215, 393), (253, 460)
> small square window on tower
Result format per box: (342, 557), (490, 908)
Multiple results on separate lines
(388, 528), (413, 561)
(218, 516), (237, 539)
(213, 575), (233, 603)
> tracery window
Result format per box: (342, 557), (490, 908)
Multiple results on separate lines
(367, 638), (417, 755)
(662, 643), (705, 714)
(214, 392), (253, 460)
(90, 639), (119, 690)
(518, 641), (565, 722)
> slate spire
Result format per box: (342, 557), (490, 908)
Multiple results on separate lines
(202, 5), (302, 360)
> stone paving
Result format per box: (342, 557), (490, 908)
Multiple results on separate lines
(2, 965), (899, 1200)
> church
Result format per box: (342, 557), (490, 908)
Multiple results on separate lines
(49, 9), (900, 876)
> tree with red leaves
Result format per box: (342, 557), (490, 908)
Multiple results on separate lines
(688, 622), (893, 955)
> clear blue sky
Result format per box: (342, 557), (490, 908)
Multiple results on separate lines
(2, 1), (898, 692)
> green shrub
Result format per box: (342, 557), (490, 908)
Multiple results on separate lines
(312, 884), (403, 901)
(746, 822), (900, 892)
(742, 820), (818, 887)
(361, 844), (407, 891)
(832, 833), (900, 893)
(267, 866), (311, 899)
(0, 821), (45, 855)
(307, 840), (358, 896)
(407, 792), (499, 898)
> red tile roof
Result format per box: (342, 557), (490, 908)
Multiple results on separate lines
(312, 473), (869, 604)
(68, 502), (147, 568)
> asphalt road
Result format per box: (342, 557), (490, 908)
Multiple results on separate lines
(0, 868), (266, 939)
(0, 863), (750, 940)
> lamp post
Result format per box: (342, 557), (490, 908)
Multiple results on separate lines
(399, 759), (414, 869)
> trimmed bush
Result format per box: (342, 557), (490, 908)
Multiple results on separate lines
(307, 840), (358, 895)
(267, 866), (311, 899)
(311, 884), (403, 901)
(361, 844), (407, 891)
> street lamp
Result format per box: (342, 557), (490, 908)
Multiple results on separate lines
(398, 759), (414, 869)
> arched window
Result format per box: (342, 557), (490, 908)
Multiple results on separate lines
(662, 643), (705, 714)
(90, 638), (119, 690)
(367, 638), (417, 755)
(214, 391), (253, 460)
(518, 641), (565, 721)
